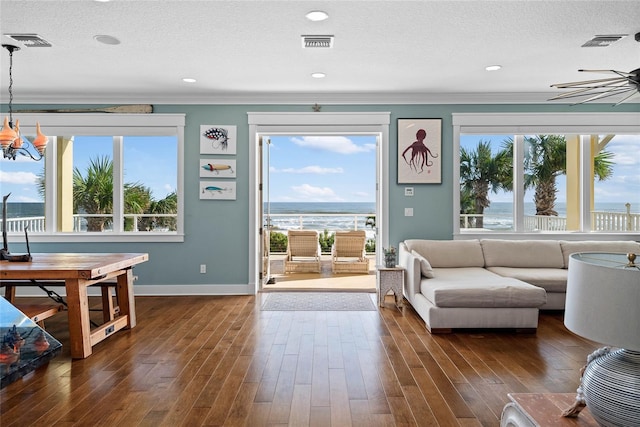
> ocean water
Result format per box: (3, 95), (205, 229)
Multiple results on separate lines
(1, 202), (45, 219)
(264, 202), (376, 235)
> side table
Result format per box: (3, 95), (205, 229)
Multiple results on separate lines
(376, 265), (404, 308)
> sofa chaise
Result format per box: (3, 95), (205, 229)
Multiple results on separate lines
(399, 239), (640, 333)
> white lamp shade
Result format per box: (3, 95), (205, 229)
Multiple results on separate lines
(565, 253), (640, 352)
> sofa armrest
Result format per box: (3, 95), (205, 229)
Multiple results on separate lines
(399, 242), (420, 298)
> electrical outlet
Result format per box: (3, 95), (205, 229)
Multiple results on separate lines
(200, 264), (206, 274)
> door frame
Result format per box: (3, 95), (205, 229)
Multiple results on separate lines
(248, 112), (391, 294)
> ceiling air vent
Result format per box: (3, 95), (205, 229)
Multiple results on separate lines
(5, 34), (52, 47)
(581, 34), (627, 47)
(302, 35), (334, 48)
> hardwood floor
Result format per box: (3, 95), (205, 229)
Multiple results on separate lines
(1, 294), (598, 426)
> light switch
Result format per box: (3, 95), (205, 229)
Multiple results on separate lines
(404, 208), (413, 217)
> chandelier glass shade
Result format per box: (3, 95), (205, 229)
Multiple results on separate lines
(1, 44), (48, 161)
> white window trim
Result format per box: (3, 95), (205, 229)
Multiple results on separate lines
(453, 112), (640, 241)
(7, 113), (185, 243)
(247, 111), (391, 293)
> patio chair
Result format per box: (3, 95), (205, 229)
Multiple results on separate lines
(331, 230), (369, 274)
(284, 230), (322, 273)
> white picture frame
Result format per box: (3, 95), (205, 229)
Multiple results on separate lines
(199, 180), (236, 200)
(199, 158), (236, 178)
(397, 118), (442, 184)
(200, 125), (237, 155)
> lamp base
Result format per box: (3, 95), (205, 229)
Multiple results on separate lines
(582, 348), (640, 427)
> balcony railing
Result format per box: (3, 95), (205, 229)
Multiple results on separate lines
(461, 210), (640, 232)
(1, 213), (177, 233)
(264, 213), (375, 233)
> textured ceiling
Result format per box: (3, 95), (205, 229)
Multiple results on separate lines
(1, 0), (639, 104)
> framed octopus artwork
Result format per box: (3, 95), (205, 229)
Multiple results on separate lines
(397, 118), (442, 184)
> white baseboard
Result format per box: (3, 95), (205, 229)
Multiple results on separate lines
(12, 284), (256, 297)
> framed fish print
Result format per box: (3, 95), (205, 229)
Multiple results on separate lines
(200, 125), (237, 155)
(397, 118), (442, 184)
(199, 180), (236, 200)
(199, 158), (236, 178)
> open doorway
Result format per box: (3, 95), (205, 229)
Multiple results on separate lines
(261, 134), (378, 291)
(248, 112), (391, 294)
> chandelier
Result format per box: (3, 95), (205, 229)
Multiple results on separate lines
(0, 44), (48, 161)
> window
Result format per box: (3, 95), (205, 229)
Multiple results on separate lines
(453, 113), (640, 238)
(1, 113), (185, 242)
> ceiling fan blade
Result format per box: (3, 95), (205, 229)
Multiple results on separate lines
(551, 76), (628, 88)
(548, 85), (612, 100)
(571, 87), (635, 105)
(577, 69), (633, 75)
(613, 90), (640, 106)
(550, 86), (632, 102)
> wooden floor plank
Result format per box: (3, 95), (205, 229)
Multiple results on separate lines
(0, 296), (599, 427)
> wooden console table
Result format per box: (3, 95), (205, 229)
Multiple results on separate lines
(1, 253), (148, 359)
(501, 393), (599, 426)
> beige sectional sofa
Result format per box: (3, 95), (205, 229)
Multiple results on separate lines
(399, 239), (640, 333)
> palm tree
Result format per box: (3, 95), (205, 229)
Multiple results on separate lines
(504, 135), (614, 216)
(73, 156), (114, 231)
(140, 191), (177, 231)
(459, 140), (512, 228)
(73, 156), (179, 232)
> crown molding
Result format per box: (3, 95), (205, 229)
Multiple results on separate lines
(6, 91), (637, 105)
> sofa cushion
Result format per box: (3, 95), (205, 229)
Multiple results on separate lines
(420, 267), (547, 308)
(411, 250), (434, 278)
(481, 239), (564, 268)
(560, 240), (640, 268)
(405, 239), (484, 268)
(486, 267), (568, 292)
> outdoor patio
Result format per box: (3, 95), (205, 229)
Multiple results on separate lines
(263, 253), (377, 292)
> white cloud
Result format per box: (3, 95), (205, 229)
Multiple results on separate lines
(290, 183), (344, 201)
(352, 191), (370, 198)
(7, 193), (41, 203)
(0, 170), (38, 184)
(270, 165), (343, 174)
(290, 136), (374, 154)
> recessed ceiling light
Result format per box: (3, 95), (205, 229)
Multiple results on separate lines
(94, 35), (120, 45)
(305, 10), (329, 21)
(311, 72), (326, 79)
(485, 65), (502, 71)
(182, 78), (197, 83)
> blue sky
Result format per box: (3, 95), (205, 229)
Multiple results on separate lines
(0, 136), (177, 203)
(265, 135), (377, 203)
(460, 134), (640, 209)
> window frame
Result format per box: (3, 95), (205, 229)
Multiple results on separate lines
(6, 113), (185, 243)
(453, 112), (640, 240)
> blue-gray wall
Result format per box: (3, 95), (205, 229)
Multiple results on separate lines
(4, 102), (638, 290)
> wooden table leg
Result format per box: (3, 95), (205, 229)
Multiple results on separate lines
(116, 268), (136, 329)
(65, 278), (93, 359)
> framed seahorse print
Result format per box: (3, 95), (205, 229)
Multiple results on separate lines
(397, 118), (442, 184)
